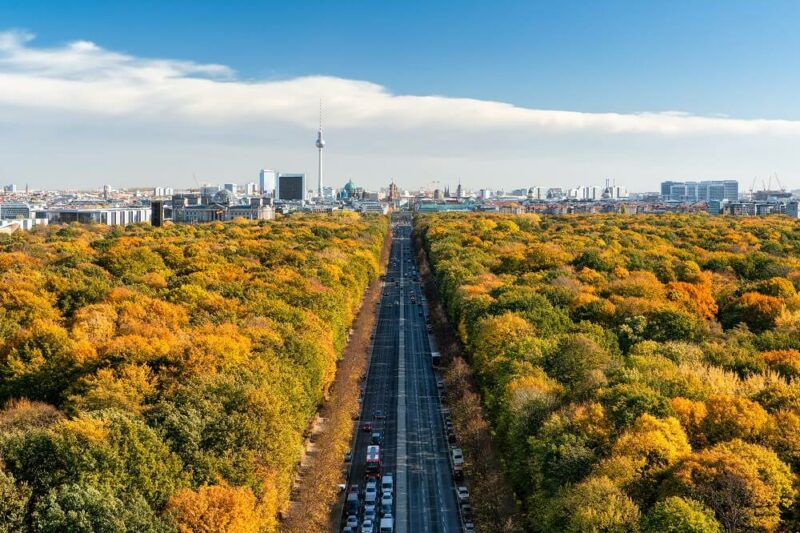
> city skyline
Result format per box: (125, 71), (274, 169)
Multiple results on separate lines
(2, 3), (800, 190)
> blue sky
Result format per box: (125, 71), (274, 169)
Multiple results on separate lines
(5, 0), (799, 118)
(0, 1), (799, 190)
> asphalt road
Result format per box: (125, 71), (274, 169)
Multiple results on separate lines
(341, 213), (461, 533)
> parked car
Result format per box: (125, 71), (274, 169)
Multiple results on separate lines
(461, 503), (475, 521)
(456, 486), (470, 502)
(344, 450), (352, 463)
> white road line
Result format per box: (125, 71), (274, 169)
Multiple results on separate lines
(396, 234), (409, 533)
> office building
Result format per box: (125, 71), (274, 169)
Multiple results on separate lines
(200, 185), (220, 197)
(527, 187), (544, 200)
(0, 202), (32, 219)
(277, 173), (305, 201)
(46, 206), (151, 226)
(151, 200), (165, 227)
(322, 186), (338, 202)
(259, 169), (276, 196)
(662, 180), (738, 202)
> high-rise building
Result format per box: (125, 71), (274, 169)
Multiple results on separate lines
(244, 182), (257, 196)
(259, 169), (276, 197)
(387, 181), (399, 201)
(151, 200), (164, 227)
(277, 173), (306, 201)
(223, 183), (236, 193)
(527, 187), (544, 200)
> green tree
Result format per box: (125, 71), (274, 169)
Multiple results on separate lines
(642, 497), (721, 533)
(0, 467), (30, 531)
(545, 476), (641, 533)
(544, 335), (613, 397)
(666, 440), (795, 532)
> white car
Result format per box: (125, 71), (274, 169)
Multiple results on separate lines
(381, 492), (393, 507)
(346, 515), (359, 529)
(381, 474), (394, 496)
(364, 483), (378, 504)
(457, 486), (470, 502)
(361, 519), (375, 533)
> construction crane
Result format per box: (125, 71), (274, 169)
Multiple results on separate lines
(773, 173), (785, 192)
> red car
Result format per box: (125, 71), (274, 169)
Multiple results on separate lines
(362, 422), (374, 432)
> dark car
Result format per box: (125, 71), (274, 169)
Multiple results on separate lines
(370, 432), (383, 445)
(374, 410), (386, 420)
(362, 422), (374, 432)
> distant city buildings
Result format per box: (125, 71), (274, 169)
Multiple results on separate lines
(170, 192), (273, 223)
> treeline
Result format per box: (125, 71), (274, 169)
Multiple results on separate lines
(0, 213), (387, 532)
(418, 212), (800, 532)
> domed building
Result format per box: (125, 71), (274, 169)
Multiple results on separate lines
(340, 179), (356, 200)
(213, 188), (236, 205)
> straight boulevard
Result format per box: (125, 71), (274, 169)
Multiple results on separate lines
(341, 213), (461, 532)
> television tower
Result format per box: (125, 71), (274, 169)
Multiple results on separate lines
(315, 100), (325, 200)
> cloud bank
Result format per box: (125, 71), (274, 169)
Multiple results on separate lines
(0, 30), (798, 190)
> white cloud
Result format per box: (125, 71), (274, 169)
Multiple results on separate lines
(0, 30), (799, 190)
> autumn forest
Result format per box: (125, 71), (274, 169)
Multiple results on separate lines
(4, 210), (800, 533)
(419, 213), (800, 532)
(0, 214), (386, 532)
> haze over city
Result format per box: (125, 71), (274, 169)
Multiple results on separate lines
(2, 0), (800, 191)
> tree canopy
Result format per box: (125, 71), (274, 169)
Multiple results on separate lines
(419, 212), (800, 532)
(0, 213), (387, 531)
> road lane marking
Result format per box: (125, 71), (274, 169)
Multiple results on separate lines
(396, 235), (409, 533)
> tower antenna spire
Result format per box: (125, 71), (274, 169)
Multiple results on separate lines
(315, 99), (325, 200)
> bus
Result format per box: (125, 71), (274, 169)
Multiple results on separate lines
(366, 445), (381, 477)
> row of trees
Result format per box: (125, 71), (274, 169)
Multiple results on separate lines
(0, 214), (387, 531)
(419, 213), (800, 532)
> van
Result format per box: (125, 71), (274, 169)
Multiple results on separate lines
(379, 517), (394, 532)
